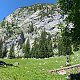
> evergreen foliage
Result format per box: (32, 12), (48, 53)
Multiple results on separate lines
(0, 38), (3, 58)
(28, 22), (34, 33)
(46, 33), (53, 57)
(58, 23), (72, 56)
(0, 39), (7, 58)
(73, 43), (79, 51)
(31, 29), (53, 58)
(23, 38), (30, 58)
(20, 31), (25, 43)
(58, 23), (72, 65)
(9, 43), (15, 59)
(58, 0), (80, 66)
(31, 38), (39, 58)
(2, 43), (7, 58)
(58, 0), (80, 44)
(6, 22), (13, 37)
(1, 20), (5, 27)
(39, 29), (48, 58)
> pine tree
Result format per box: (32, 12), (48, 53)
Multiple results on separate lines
(28, 22), (34, 33)
(2, 43), (7, 58)
(34, 5), (37, 12)
(9, 43), (15, 59)
(0, 18), (5, 27)
(1, 20), (5, 27)
(31, 38), (39, 58)
(58, 24), (72, 66)
(24, 38), (30, 58)
(39, 29), (53, 58)
(6, 24), (13, 37)
(39, 29), (47, 58)
(47, 33), (53, 57)
(31, 29), (53, 58)
(58, 23), (72, 56)
(58, 0), (80, 44)
(0, 38), (3, 58)
(20, 31), (25, 43)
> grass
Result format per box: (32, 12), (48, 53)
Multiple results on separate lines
(0, 51), (80, 80)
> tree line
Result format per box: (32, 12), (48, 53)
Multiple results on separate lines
(23, 29), (53, 58)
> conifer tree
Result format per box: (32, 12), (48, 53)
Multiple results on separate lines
(31, 29), (53, 58)
(24, 38), (30, 58)
(47, 33), (53, 57)
(28, 22), (34, 33)
(20, 31), (25, 43)
(58, 23), (72, 56)
(1, 20), (5, 27)
(39, 29), (53, 58)
(0, 38), (3, 58)
(58, 0), (80, 44)
(2, 43), (7, 58)
(31, 38), (39, 58)
(39, 29), (47, 58)
(9, 43), (15, 59)
(58, 23), (72, 66)
(6, 24), (12, 37)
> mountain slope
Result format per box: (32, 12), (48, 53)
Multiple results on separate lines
(0, 4), (65, 57)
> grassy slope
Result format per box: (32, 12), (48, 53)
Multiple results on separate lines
(0, 51), (80, 80)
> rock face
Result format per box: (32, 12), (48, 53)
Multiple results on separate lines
(0, 4), (66, 57)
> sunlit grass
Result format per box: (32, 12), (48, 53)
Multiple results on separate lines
(0, 51), (80, 80)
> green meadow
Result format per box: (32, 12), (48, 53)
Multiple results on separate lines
(0, 51), (80, 80)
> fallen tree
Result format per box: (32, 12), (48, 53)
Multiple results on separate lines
(48, 64), (80, 74)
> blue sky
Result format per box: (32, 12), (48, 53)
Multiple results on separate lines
(0, 0), (56, 21)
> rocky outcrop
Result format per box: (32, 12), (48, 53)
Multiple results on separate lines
(0, 4), (67, 57)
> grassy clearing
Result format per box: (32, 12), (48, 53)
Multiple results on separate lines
(0, 51), (80, 80)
